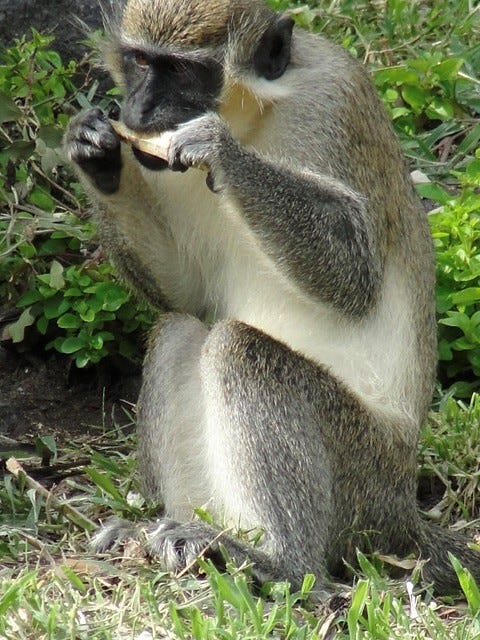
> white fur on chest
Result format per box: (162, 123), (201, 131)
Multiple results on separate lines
(143, 167), (416, 423)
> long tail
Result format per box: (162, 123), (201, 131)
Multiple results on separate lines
(415, 521), (480, 594)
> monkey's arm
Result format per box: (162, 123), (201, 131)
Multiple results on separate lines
(168, 113), (382, 318)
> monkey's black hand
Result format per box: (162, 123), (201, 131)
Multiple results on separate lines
(168, 113), (230, 191)
(64, 108), (122, 195)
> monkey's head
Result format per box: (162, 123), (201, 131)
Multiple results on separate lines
(104, 0), (294, 168)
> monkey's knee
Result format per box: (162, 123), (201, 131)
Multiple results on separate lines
(201, 320), (275, 374)
(145, 313), (208, 361)
(201, 319), (317, 395)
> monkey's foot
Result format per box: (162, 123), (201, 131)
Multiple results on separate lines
(92, 516), (226, 573)
(91, 516), (140, 552)
(146, 518), (226, 572)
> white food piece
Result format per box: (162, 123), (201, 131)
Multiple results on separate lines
(110, 119), (173, 161)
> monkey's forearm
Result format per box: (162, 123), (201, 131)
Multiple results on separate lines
(218, 143), (382, 317)
(162, 112), (381, 316)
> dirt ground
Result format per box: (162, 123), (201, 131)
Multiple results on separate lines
(0, 0), (102, 63)
(0, 345), (140, 445)
(0, 2), (131, 450)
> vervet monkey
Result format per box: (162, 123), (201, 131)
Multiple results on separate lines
(65, 0), (480, 595)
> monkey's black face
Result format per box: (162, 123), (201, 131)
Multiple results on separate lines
(120, 47), (223, 170)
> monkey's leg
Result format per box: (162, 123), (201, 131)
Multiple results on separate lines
(93, 314), (336, 592)
(196, 320), (343, 589)
(93, 314), (285, 583)
(137, 313), (213, 517)
(94, 317), (480, 595)
(138, 316), (339, 592)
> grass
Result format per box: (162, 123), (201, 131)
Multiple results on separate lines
(1, 0), (480, 638)
(0, 401), (479, 639)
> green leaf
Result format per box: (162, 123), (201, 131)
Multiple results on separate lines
(374, 67), (419, 86)
(60, 565), (87, 594)
(6, 308), (36, 343)
(57, 337), (85, 354)
(402, 85), (430, 112)
(37, 124), (64, 148)
(64, 287), (83, 298)
(29, 188), (55, 212)
(438, 338), (453, 361)
(75, 353), (91, 368)
(79, 308), (96, 323)
(0, 91), (22, 122)
(57, 313), (81, 329)
(84, 467), (126, 503)
(418, 182), (451, 204)
(426, 97), (454, 121)
(348, 579), (369, 636)
(96, 331), (115, 342)
(436, 287), (454, 313)
(450, 288), (480, 306)
(439, 311), (470, 332)
(445, 381), (478, 398)
(17, 290), (44, 306)
(93, 282), (130, 311)
(37, 315), (49, 335)
(4, 139), (36, 161)
(35, 435), (57, 462)
(90, 334), (104, 350)
(450, 554), (480, 614)
(49, 260), (65, 290)
(432, 58), (464, 82)
(43, 296), (67, 319)
(452, 337), (475, 351)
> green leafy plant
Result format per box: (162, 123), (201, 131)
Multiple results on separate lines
(421, 394), (480, 521)
(7, 260), (155, 367)
(426, 153), (480, 395)
(1, 32), (156, 368)
(374, 52), (480, 173)
(375, 55), (464, 131)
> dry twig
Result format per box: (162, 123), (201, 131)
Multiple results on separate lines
(6, 456), (98, 532)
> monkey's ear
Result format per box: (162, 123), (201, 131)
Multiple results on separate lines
(253, 15), (294, 81)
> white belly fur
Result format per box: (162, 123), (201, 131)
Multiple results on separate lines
(143, 167), (417, 424)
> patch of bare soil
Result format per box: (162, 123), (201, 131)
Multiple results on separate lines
(0, 346), (140, 444)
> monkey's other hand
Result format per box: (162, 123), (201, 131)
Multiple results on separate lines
(64, 108), (122, 195)
(168, 113), (230, 190)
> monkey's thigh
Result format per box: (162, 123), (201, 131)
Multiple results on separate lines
(199, 320), (336, 578)
(137, 313), (212, 519)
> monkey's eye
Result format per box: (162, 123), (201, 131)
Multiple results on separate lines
(134, 52), (149, 68)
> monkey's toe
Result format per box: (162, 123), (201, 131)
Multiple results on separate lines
(145, 519), (221, 572)
(91, 516), (139, 553)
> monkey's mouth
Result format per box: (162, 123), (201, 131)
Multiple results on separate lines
(133, 146), (169, 171)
